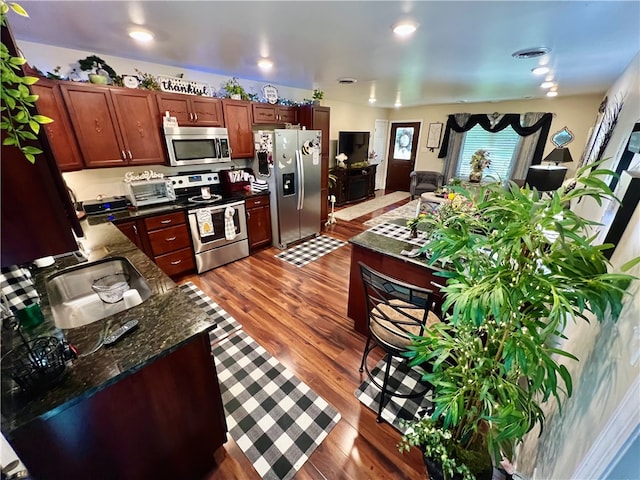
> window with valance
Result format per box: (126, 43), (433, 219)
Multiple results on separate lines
(438, 112), (553, 182)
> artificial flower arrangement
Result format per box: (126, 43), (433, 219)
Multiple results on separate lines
(470, 149), (491, 171)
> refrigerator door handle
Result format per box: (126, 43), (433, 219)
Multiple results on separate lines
(298, 149), (305, 210)
(295, 150), (303, 210)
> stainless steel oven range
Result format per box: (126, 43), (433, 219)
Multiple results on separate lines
(168, 172), (249, 273)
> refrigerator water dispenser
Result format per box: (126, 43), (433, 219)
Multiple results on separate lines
(282, 173), (296, 196)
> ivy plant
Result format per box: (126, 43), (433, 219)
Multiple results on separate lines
(1, 1), (53, 163)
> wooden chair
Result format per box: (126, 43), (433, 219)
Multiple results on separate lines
(358, 262), (441, 423)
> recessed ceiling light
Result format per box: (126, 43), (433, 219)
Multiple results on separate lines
(512, 47), (550, 59)
(337, 77), (357, 84)
(368, 97), (376, 104)
(531, 66), (550, 75)
(540, 81), (555, 89)
(257, 58), (273, 70)
(394, 101), (402, 108)
(128, 29), (154, 43)
(546, 91), (558, 97)
(392, 21), (418, 37)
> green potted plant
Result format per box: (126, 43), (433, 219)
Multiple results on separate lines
(78, 54), (118, 84)
(1, 1), (53, 163)
(223, 77), (249, 100)
(398, 162), (639, 479)
(312, 88), (324, 105)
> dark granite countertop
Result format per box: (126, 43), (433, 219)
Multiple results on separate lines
(1, 220), (216, 440)
(86, 190), (269, 225)
(349, 218), (444, 271)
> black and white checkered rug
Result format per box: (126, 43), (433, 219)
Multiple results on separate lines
(355, 356), (432, 432)
(179, 281), (341, 479)
(275, 235), (346, 267)
(213, 330), (341, 480)
(366, 222), (429, 247)
(179, 282), (242, 345)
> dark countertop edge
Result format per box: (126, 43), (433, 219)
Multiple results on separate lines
(1, 220), (216, 438)
(32, 328), (214, 429)
(87, 190), (270, 225)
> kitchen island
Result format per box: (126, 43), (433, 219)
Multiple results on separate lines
(1, 220), (227, 480)
(348, 220), (446, 335)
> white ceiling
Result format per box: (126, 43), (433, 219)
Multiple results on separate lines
(9, 1), (640, 108)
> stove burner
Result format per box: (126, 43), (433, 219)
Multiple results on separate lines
(187, 194), (223, 204)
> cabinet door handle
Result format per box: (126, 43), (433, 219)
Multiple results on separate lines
(165, 236), (177, 241)
(121, 150), (126, 160)
(253, 200), (262, 205)
(188, 112), (193, 122)
(133, 225), (138, 234)
(160, 219), (172, 224)
(170, 259), (182, 265)
(127, 150), (133, 160)
(193, 112), (198, 122)
(247, 211), (250, 219)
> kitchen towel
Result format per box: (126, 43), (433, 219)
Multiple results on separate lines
(1, 265), (40, 312)
(224, 206), (236, 240)
(196, 208), (213, 237)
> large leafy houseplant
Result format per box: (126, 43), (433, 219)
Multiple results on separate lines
(1, 1), (53, 163)
(398, 162), (639, 479)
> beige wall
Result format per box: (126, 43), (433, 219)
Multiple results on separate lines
(388, 95), (603, 177)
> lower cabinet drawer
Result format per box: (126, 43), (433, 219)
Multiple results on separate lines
(154, 248), (195, 276)
(148, 225), (191, 256)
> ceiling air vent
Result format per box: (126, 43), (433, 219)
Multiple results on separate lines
(337, 77), (357, 84)
(511, 47), (550, 59)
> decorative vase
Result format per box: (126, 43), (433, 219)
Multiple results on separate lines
(230, 93), (242, 100)
(469, 169), (483, 183)
(88, 74), (108, 84)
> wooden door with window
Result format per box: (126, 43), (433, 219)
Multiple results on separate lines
(385, 122), (421, 191)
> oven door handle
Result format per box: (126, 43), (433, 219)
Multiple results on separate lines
(214, 138), (221, 159)
(296, 149), (304, 211)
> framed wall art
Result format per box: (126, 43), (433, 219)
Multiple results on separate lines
(426, 122), (443, 151)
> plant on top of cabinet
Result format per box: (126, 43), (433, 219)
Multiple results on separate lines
(222, 77), (256, 101)
(78, 54), (120, 85)
(1, 1), (54, 163)
(134, 68), (161, 90)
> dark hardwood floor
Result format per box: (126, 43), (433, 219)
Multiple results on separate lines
(179, 191), (426, 480)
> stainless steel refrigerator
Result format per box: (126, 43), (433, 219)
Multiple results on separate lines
(255, 129), (322, 249)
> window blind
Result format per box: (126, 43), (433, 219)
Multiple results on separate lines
(456, 125), (521, 181)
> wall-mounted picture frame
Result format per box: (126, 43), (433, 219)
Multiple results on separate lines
(426, 122), (443, 151)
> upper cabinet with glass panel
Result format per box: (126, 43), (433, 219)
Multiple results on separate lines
(551, 127), (574, 148)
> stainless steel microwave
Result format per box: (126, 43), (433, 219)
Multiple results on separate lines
(163, 126), (231, 167)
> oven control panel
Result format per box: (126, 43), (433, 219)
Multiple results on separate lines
(168, 172), (220, 188)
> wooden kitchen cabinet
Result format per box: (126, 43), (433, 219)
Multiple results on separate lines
(115, 211), (195, 277)
(251, 103), (298, 125)
(60, 83), (164, 168)
(221, 99), (254, 159)
(299, 105), (330, 225)
(156, 92), (224, 127)
(115, 219), (143, 250)
(1, 26), (81, 267)
(246, 195), (272, 251)
(29, 78), (84, 172)
(10, 333), (227, 480)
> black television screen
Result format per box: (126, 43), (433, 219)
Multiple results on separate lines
(338, 131), (370, 165)
(525, 165), (568, 191)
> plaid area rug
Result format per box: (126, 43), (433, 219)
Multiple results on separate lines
(367, 222), (429, 247)
(355, 356), (432, 432)
(275, 235), (346, 267)
(179, 282), (242, 345)
(213, 330), (341, 480)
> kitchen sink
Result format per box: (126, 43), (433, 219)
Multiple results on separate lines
(46, 257), (152, 329)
